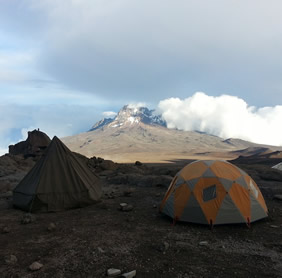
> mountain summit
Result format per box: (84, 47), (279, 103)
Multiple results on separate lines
(89, 105), (166, 131)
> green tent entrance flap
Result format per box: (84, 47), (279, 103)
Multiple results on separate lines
(13, 136), (102, 212)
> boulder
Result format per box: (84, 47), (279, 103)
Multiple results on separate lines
(9, 130), (51, 158)
(100, 160), (118, 171)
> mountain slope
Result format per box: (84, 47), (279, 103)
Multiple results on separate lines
(62, 105), (281, 162)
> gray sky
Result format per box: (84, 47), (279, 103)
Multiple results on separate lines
(1, 0), (282, 152)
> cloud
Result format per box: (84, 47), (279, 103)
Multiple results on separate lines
(158, 92), (282, 146)
(1, 0), (282, 105)
(102, 111), (117, 118)
(0, 103), (105, 154)
(127, 102), (147, 109)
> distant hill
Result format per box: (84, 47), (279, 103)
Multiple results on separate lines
(62, 105), (282, 163)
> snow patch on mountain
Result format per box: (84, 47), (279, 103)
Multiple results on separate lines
(89, 105), (166, 131)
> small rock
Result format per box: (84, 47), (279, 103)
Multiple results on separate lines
(21, 213), (36, 224)
(155, 242), (170, 253)
(120, 203), (128, 209)
(153, 204), (157, 208)
(107, 268), (121, 277)
(123, 189), (133, 197)
(273, 194), (282, 201)
(106, 193), (115, 199)
(0, 191), (13, 198)
(126, 216), (135, 222)
(2, 226), (11, 233)
(163, 241), (170, 251)
(29, 261), (43, 271)
(135, 161), (142, 166)
(199, 241), (209, 246)
(5, 255), (18, 265)
(122, 270), (137, 278)
(270, 225), (279, 228)
(122, 204), (133, 212)
(47, 222), (56, 232)
(98, 247), (105, 253)
(175, 241), (191, 248)
(119, 203), (133, 212)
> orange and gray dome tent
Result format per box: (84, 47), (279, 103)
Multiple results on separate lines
(13, 136), (102, 212)
(160, 160), (268, 226)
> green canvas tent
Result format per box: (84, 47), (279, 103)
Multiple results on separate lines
(13, 136), (102, 212)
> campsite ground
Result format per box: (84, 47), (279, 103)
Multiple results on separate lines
(1, 158), (282, 278)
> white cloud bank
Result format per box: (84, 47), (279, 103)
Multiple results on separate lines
(158, 92), (282, 146)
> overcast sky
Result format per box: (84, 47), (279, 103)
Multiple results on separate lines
(1, 0), (282, 154)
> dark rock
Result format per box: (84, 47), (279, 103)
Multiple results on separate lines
(2, 226), (11, 233)
(5, 255), (18, 265)
(108, 174), (128, 185)
(100, 160), (118, 171)
(29, 261), (43, 271)
(47, 222), (56, 232)
(123, 188), (134, 197)
(273, 194), (282, 201)
(9, 129), (51, 158)
(135, 161), (142, 166)
(122, 270), (137, 278)
(120, 203), (133, 212)
(21, 213), (36, 224)
(97, 157), (104, 164)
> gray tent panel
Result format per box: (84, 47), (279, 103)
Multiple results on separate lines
(250, 195), (268, 222)
(186, 178), (199, 191)
(179, 194), (208, 224)
(237, 167), (248, 177)
(161, 193), (174, 219)
(219, 178), (234, 191)
(175, 177), (186, 189)
(215, 195), (246, 224)
(203, 160), (215, 167)
(235, 175), (248, 189)
(202, 168), (215, 178)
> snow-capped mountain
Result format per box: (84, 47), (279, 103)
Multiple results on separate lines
(89, 105), (166, 131)
(63, 104), (281, 163)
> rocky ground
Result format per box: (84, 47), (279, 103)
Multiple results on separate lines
(0, 155), (282, 278)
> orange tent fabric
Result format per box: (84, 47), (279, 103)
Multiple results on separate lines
(160, 160), (268, 225)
